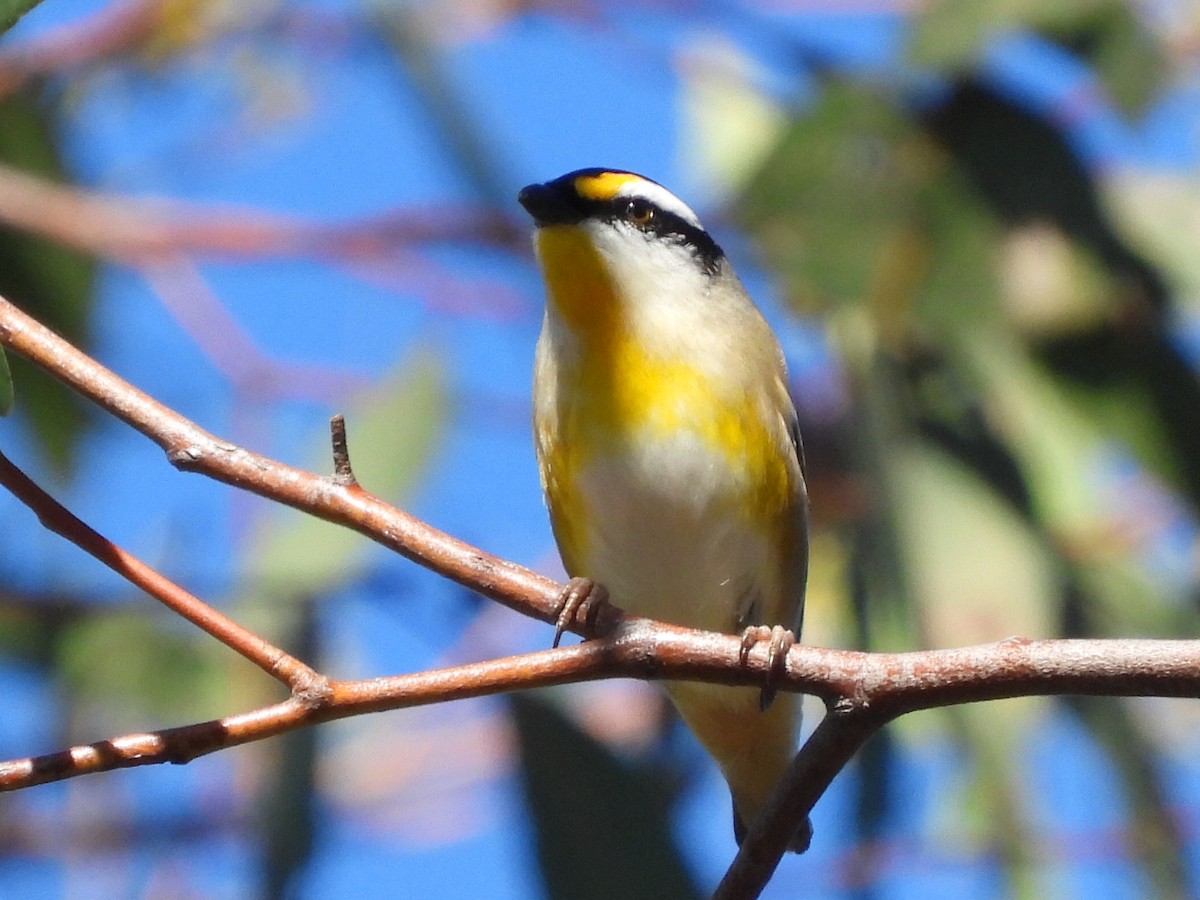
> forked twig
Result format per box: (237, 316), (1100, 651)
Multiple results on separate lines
(0, 449), (323, 693)
(4, 292), (1200, 899)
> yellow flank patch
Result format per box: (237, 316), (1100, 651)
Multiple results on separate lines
(573, 171), (639, 202)
(534, 222), (794, 570)
(591, 342), (794, 522)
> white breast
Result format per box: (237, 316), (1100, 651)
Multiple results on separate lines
(571, 428), (773, 633)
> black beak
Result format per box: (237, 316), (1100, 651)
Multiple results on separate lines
(518, 180), (586, 227)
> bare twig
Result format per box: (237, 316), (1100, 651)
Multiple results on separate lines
(329, 414), (358, 487)
(0, 162), (522, 265)
(2, 626), (1199, 793)
(5, 291), (1200, 899)
(0, 449), (323, 693)
(0, 294), (582, 633)
(715, 709), (883, 899)
(0, 0), (165, 98)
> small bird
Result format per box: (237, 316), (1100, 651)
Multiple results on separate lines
(518, 169), (810, 851)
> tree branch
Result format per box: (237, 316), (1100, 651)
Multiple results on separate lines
(0, 294), (584, 634)
(4, 291), (1200, 899)
(2, 626), (1198, 790)
(0, 162), (522, 266)
(0, 448), (324, 693)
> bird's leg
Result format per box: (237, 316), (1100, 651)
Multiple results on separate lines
(738, 624), (795, 711)
(551, 577), (610, 648)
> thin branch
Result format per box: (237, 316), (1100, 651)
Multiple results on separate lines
(721, 635), (1200, 897)
(0, 294), (583, 635)
(138, 260), (369, 404)
(3, 626), (1200, 793)
(0, 449), (323, 693)
(0, 625), (772, 791)
(0, 164), (531, 323)
(5, 291), (1200, 898)
(715, 709), (883, 899)
(0, 0), (164, 98)
(0, 162), (522, 265)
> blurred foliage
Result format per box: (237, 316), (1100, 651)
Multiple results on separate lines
(57, 611), (236, 727)
(0, 90), (95, 471)
(0, 341), (11, 415)
(0, 0), (1196, 897)
(0, 0), (45, 34)
(911, 0), (1165, 115)
(512, 693), (701, 900)
(239, 348), (446, 601)
(735, 4), (1199, 893)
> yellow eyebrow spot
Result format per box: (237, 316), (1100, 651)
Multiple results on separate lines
(573, 171), (639, 202)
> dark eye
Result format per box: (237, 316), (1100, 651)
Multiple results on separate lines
(626, 199), (656, 227)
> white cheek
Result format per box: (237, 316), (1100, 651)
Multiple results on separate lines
(588, 224), (709, 304)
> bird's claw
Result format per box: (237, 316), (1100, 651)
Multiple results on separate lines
(552, 577), (609, 648)
(739, 624), (795, 711)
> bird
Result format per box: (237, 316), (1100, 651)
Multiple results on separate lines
(518, 168), (810, 851)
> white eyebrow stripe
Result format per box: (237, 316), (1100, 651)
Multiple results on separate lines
(612, 179), (704, 230)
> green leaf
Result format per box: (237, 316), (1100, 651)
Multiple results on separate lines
(909, 0), (1165, 115)
(738, 82), (924, 314)
(890, 441), (1058, 647)
(738, 82), (1001, 335)
(965, 332), (1175, 633)
(1073, 4), (1166, 116)
(0, 0), (46, 34)
(909, 0), (1100, 71)
(911, 164), (1005, 333)
(58, 612), (233, 726)
(0, 90), (95, 469)
(1105, 172), (1200, 303)
(511, 693), (702, 900)
(0, 347), (12, 416)
(239, 349), (446, 598)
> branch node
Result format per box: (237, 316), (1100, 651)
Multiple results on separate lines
(832, 694), (867, 716)
(166, 444), (203, 470)
(292, 672), (335, 710)
(328, 414), (358, 487)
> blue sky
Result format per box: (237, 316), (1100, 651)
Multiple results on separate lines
(2, 2), (1200, 898)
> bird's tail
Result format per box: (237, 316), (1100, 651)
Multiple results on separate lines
(665, 681), (807, 852)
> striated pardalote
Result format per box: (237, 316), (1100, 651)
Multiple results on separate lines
(519, 169), (810, 850)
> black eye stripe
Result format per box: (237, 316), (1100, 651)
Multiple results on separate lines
(517, 173), (724, 276)
(598, 198), (724, 276)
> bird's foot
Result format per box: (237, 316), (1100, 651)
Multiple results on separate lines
(738, 624), (795, 711)
(551, 577), (610, 648)
(733, 804), (813, 854)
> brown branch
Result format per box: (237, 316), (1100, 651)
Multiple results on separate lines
(0, 162), (522, 265)
(0, 448), (323, 693)
(719, 636), (1200, 897)
(3, 627), (1199, 793)
(0, 0), (165, 98)
(715, 710), (883, 899)
(5, 291), (1200, 897)
(0, 624), (789, 790)
(0, 293), (579, 633)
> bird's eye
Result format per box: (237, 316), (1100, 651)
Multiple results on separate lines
(626, 199), (656, 227)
